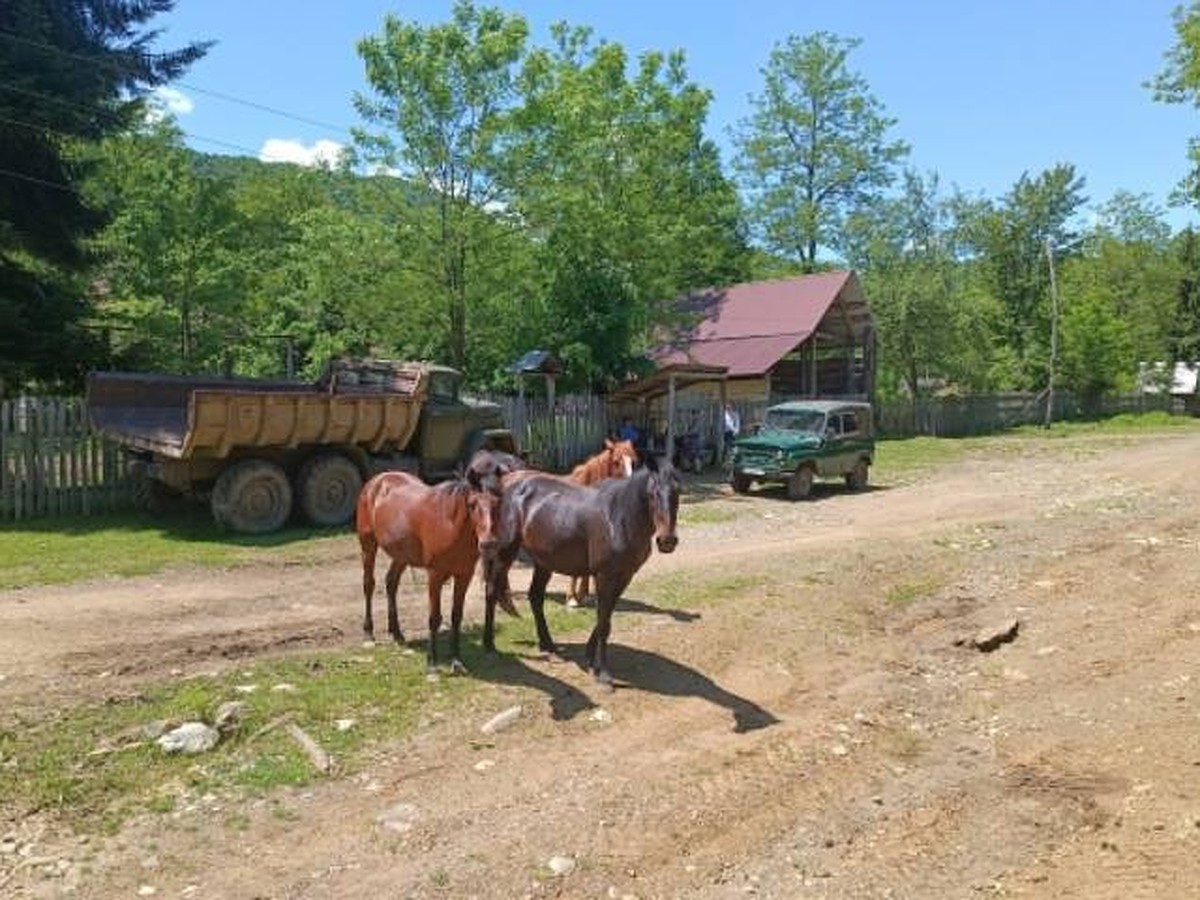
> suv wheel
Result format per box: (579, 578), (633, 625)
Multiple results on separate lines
(786, 465), (814, 501)
(845, 459), (869, 491)
(731, 473), (752, 494)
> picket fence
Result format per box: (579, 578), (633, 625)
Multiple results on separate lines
(0, 389), (1189, 522)
(0, 397), (132, 522)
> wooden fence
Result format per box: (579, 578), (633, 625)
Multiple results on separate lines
(0, 389), (1189, 522)
(0, 397), (132, 521)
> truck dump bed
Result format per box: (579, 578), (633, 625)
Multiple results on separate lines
(87, 362), (428, 460)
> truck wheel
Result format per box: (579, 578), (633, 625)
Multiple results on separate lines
(297, 453), (362, 526)
(845, 459), (870, 491)
(731, 473), (752, 494)
(786, 465), (814, 501)
(211, 460), (293, 534)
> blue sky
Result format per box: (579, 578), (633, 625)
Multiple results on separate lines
(156, 0), (1200, 230)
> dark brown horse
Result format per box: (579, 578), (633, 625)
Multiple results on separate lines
(566, 439), (638, 606)
(356, 470), (501, 674)
(483, 455), (680, 687)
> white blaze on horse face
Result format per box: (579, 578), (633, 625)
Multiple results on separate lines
(622, 455), (634, 478)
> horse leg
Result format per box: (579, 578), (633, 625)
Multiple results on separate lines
(360, 537), (378, 644)
(426, 572), (447, 675)
(385, 560), (406, 644)
(587, 573), (630, 688)
(448, 574), (468, 675)
(528, 566), (557, 656)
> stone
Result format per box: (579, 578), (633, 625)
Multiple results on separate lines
(335, 719), (356, 732)
(973, 619), (1020, 652)
(157, 722), (220, 755)
(590, 708), (613, 723)
(473, 759), (496, 772)
(377, 802), (420, 834)
(214, 701), (249, 732)
(480, 705), (523, 735)
(547, 855), (576, 877)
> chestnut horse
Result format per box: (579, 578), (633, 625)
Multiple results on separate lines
(356, 470), (501, 674)
(483, 455), (680, 687)
(566, 439), (637, 605)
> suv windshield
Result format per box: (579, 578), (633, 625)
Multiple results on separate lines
(762, 408), (826, 433)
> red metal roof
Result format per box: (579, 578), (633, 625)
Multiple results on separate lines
(653, 271), (853, 377)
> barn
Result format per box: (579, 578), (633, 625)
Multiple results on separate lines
(611, 270), (875, 457)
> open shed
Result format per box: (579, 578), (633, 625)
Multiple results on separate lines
(609, 362), (728, 458)
(652, 270), (875, 403)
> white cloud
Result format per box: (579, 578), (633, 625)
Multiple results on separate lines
(259, 138), (344, 168)
(143, 86), (195, 123)
(149, 86), (194, 117)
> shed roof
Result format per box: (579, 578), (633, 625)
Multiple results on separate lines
(652, 270), (870, 377)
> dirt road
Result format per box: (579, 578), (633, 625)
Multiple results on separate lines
(3, 432), (1200, 898)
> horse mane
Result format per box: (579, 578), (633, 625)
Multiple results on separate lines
(569, 450), (610, 485)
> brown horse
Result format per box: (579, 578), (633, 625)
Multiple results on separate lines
(567, 439), (637, 605)
(483, 454), (680, 687)
(356, 470), (501, 675)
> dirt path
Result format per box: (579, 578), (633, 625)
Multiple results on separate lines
(3, 432), (1200, 898)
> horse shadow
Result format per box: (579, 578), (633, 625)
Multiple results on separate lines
(464, 631), (778, 734)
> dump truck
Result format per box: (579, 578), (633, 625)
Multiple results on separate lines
(86, 359), (518, 533)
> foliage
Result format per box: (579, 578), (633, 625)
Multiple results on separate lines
(0, 0), (209, 392)
(352, 0), (530, 372)
(503, 23), (748, 388)
(734, 32), (908, 271)
(954, 164), (1088, 390)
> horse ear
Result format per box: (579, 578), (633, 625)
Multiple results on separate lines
(605, 438), (614, 450)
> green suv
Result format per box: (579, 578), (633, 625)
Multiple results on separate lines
(729, 400), (874, 500)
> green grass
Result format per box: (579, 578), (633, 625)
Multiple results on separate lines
(0, 591), (605, 832)
(1009, 410), (1200, 437)
(0, 512), (345, 590)
(873, 435), (979, 482)
(884, 577), (943, 608)
(678, 505), (738, 527)
(0, 645), (471, 828)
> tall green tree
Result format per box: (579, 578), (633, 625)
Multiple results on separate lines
(0, 0), (209, 391)
(352, 0), (529, 372)
(504, 24), (747, 387)
(957, 164), (1088, 389)
(848, 171), (992, 411)
(88, 121), (246, 373)
(1149, 1), (1200, 208)
(733, 32), (908, 272)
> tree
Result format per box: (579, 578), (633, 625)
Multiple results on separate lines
(734, 32), (908, 272)
(957, 164), (1088, 389)
(1149, 1), (1200, 208)
(0, 0), (209, 390)
(352, 0), (529, 372)
(503, 24), (747, 387)
(848, 171), (991, 415)
(87, 121), (248, 373)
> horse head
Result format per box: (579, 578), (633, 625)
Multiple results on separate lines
(465, 482), (503, 555)
(643, 454), (680, 554)
(602, 438), (638, 479)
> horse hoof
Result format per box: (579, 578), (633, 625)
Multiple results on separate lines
(566, 597), (581, 609)
(595, 675), (615, 693)
(449, 659), (468, 676)
(362, 638), (376, 649)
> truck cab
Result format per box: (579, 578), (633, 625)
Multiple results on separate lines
(414, 366), (515, 480)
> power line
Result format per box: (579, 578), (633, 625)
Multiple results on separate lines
(0, 166), (75, 193)
(0, 28), (355, 139)
(0, 87), (332, 162)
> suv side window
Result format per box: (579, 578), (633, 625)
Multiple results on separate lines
(840, 411), (859, 437)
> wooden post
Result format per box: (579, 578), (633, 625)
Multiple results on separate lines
(1044, 238), (1060, 429)
(666, 374), (677, 461)
(545, 373), (558, 468)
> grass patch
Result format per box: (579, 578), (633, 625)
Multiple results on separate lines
(678, 505), (739, 527)
(640, 570), (764, 610)
(0, 646), (471, 829)
(0, 512), (346, 590)
(873, 436), (978, 483)
(884, 577), (943, 608)
(1010, 410), (1200, 437)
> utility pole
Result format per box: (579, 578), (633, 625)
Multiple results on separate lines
(1044, 237), (1060, 429)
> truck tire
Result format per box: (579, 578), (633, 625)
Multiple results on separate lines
(731, 472), (752, 494)
(786, 465), (814, 501)
(211, 460), (293, 534)
(296, 453), (362, 527)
